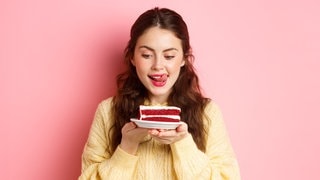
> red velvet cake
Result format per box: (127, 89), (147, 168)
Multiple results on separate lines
(138, 105), (181, 122)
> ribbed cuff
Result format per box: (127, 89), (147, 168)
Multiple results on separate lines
(111, 146), (139, 168)
(170, 134), (198, 158)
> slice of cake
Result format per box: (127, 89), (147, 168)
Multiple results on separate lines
(138, 105), (181, 122)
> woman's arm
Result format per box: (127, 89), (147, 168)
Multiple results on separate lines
(170, 101), (241, 180)
(79, 99), (139, 180)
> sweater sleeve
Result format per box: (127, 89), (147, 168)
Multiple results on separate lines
(79, 98), (139, 180)
(170, 101), (241, 180)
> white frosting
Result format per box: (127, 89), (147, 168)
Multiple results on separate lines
(140, 115), (180, 120)
(139, 105), (181, 111)
(139, 105), (181, 121)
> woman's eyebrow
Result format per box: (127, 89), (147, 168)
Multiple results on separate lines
(138, 45), (155, 52)
(163, 48), (179, 52)
(138, 45), (179, 52)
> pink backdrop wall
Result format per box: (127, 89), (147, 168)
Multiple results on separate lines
(1, 0), (319, 179)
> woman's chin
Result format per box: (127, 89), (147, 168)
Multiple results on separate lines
(147, 88), (172, 98)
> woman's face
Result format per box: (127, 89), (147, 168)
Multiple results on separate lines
(132, 26), (185, 103)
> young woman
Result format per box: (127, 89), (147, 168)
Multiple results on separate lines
(79, 7), (240, 180)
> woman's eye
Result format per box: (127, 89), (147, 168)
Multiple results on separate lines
(142, 54), (152, 59)
(165, 56), (175, 60)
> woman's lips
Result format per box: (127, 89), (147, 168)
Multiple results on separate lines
(148, 74), (168, 87)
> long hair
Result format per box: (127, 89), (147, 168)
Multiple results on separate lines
(109, 7), (210, 154)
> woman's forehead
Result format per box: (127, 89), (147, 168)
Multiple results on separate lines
(136, 27), (183, 52)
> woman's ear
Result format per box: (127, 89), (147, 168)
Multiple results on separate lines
(181, 54), (189, 67)
(182, 49), (191, 67)
(180, 59), (186, 67)
(131, 58), (136, 66)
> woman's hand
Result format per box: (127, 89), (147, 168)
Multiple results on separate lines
(148, 122), (189, 144)
(119, 122), (149, 155)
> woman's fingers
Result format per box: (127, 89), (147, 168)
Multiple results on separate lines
(122, 122), (137, 133)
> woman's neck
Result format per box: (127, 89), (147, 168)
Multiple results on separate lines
(144, 97), (168, 106)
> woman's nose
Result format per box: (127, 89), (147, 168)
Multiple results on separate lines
(152, 56), (164, 70)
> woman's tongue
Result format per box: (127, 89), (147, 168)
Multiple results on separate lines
(149, 74), (168, 82)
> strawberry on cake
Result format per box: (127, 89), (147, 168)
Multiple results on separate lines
(138, 105), (181, 122)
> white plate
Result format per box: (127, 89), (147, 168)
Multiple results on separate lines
(130, 118), (182, 129)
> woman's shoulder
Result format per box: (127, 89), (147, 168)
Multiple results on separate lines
(205, 99), (221, 112)
(96, 96), (114, 112)
(100, 96), (114, 105)
(204, 99), (224, 122)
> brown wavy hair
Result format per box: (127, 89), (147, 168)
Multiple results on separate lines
(109, 7), (210, 154)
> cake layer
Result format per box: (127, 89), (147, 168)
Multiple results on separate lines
(140, 109), (180, 115)
(141, 117), (179, 122)
(138, 105), (181, 122)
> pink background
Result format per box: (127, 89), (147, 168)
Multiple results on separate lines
(1, 0), (319, 179)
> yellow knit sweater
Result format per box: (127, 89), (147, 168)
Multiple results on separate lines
(79, 97), (241, 180)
